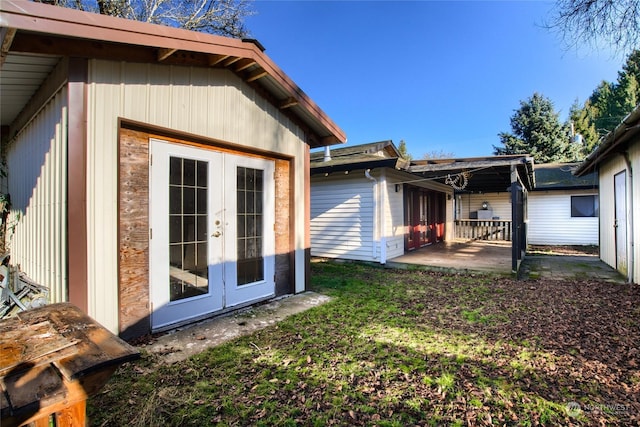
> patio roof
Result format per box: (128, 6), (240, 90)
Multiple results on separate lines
(408, 155), (535, 193)
(533, 163), (598, 191)
(0, 1), (346, 148)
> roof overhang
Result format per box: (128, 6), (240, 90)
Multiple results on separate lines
(309, 140), (409, 175)
(311, 157), (403, 176)
(408, 155), (535, 193)
(575, 105), (640, 176)
(0, 0), (346, 148)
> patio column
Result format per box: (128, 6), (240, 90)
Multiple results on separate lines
(510, 164), (523, 273)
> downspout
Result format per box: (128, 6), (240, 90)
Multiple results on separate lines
(379, 171), (387, 264)
(365, 169), (385, 263)
(623, 152), (635, 284)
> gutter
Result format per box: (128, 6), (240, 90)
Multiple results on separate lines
(575, 106), (640, 176)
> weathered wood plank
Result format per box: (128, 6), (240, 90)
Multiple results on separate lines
(1, 303), (138, 427)
(0, 320), (78, 377)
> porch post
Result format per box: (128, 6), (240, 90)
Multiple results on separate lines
(510, 164), (520, 273)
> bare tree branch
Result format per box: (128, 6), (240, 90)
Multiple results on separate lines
(32, 0), (254, 38)
(547, 0), (640, 54)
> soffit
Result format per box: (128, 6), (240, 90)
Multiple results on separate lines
(0, 53), (61, 127)
(409, 156), (535, 193)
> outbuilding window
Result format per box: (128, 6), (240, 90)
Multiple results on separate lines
(571, 195), (599, 217)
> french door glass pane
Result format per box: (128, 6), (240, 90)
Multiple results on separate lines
(237, 166), (264, 285)
(169, 156), (209, 301)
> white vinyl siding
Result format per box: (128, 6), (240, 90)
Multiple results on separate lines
(528, 191), (598, 245)
(310, 175), (374, 261)
(458, 193), (511, 220)
(384, 177), (405, 260)
(5, 88), (68, 303)
(385, 169), (454, 255)
(86, 60), (308, 332)
(311, 168), (454, 263)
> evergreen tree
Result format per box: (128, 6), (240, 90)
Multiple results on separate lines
(571, 49), (640, 148)
(588, 80), (618, 134)
(568, 100), (599, 157)
(620, 49), (640, 83)
(493, 93), (573, 163)
(397, 140), (412, 161)
(612, 72), (639, 119)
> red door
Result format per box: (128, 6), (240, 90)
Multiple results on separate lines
(405, 188), (420, 251)
(434, 192), (445, 242)
(405, 188), (446, 250)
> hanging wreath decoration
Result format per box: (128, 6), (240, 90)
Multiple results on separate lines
(445, 171), (470, 191)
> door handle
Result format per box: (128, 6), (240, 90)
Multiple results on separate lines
(212, 231), (222, 238)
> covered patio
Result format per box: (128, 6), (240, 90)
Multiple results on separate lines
(388, 240), (513, 275)
(407, 155), (535, 274)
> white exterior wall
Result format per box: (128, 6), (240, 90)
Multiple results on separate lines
(599, 156), (628, 272)
(310, 173), (375, 261)
(387, 169), (455, 243)
(384, 172), (405, 260)
(5, 88), (68, 303)
(528, 190), (599, 245)
(631, 142), (640, 284)
(458, 193), (511, 220)
(311, 168), (454, 263)
(87, 60), (309, 332)
(597, 143), (640, 283)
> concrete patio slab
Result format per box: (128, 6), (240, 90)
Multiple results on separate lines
(519, 255), (626, 283)
(387, 240), (626, 284)
(387, 240), (513, 275)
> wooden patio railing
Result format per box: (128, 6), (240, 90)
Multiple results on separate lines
(454, 219), (512, 241)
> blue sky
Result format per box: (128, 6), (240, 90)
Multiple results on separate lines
(246, 1), (624, 158)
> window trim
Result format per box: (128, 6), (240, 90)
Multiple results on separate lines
(570, 195), (599, 218)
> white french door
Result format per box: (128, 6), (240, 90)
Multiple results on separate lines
(150, 139), (275, 330)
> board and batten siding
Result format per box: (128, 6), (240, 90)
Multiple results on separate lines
(5, 87), (68, 303)
(597, 143), (640, 283)
(599, 156), (628, 271)
(87, 59), (309, 333)
(310, 174), (375, 261)
(631, 142), (640, 284)
(528, 191), (598, 245)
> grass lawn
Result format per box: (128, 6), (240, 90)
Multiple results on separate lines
(89, 261), (640, 426)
